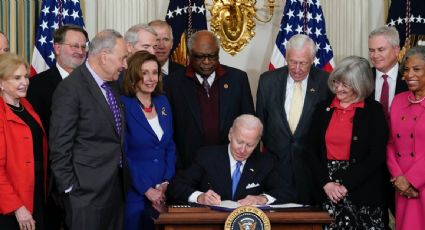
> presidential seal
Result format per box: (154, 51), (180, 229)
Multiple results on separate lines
(224, 206), (271, 230)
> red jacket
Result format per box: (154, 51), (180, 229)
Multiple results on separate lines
(0, 97), (48, 214)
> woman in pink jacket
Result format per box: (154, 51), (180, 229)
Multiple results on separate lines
(387, 46), (425, 229)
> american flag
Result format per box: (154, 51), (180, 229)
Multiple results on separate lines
(166, 0), (207, 66)
(269, 0), (334, 72)
(30, 0), (85, 76)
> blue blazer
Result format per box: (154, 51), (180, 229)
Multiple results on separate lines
(121, 94), (176, 200)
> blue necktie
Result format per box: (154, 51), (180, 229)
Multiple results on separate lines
(232, 161), (242, 199)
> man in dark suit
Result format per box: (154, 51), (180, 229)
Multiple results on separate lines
(164, 30), (254, 170)
(368, 26), (408, 114)
(167, 115), (294, 205)
(26, 24), (88, 230)
(256, 34), (331, 205)
(49, 29), (128, 230)
(148, 20), (184, 79)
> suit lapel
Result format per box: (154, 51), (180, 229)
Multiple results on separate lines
(277, 68), (292, 137)
(128, 97), (157, 139)
(219, 73), (231, 131)
(235, 156), (256, 198)
(295, 71), (320, 135)
(181, 77), (203, 132)
(216, 148), (232, 199)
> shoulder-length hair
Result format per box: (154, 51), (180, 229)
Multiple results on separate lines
(0, 53), (28, 81)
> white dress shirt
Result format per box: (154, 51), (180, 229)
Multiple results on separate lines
(284, 75), (309, 120)
(374, 63), (399, 110)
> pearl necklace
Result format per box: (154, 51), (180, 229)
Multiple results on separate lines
(407, 95), (425, 104)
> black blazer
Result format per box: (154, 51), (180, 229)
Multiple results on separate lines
(164, 65), (254, 170)
(27, 67), (63, 133)
(307, 97), (389, 207)
(167, 145), (295, 204)
(256, 66), (331, 204)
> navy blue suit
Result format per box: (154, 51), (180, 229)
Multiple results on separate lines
(121, 95), (176, 230)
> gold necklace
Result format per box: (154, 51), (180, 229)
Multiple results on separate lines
(7, 104), (24, 112)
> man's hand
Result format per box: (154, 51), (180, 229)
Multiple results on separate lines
(323, 182), (347, 203)
(197, 189), (221, 205)
(14, 206), (36, 230)
(145, 188), (165, 205)
(238, 195), (268, 206)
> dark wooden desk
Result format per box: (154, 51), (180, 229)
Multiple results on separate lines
(155, 207), (332, 230)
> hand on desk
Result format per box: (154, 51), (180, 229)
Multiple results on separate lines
(145, 187), (166, 205)
(197, 189), (221, 205)
(238, 195), (268, 206)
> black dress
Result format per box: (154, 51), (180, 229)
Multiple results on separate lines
(0, 104), (45, 230)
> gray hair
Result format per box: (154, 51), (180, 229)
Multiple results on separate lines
(88, 29), (123, 55)
(187, 30), (220, 55)
(401, 46), (425, 70)
(286, 34), (317, 59)
(328, 56), (374, 101)
(124, 23), (157, 45)
(148, 20), (173, 40)
(369, 26), (400, 47)
(231, 114), (263, 138)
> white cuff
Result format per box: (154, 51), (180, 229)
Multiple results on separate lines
(188, 191), (203, 203)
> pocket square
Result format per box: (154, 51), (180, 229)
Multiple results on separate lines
(246, 183), (260, 189)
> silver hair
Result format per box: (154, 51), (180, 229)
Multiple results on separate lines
(124, 23), (158, 45)
(328, 56), (374, 101)
(148, 20), (173, 40)
(286, 34), (317, 59)
(187, 30), (220, 55)
(88, 29), (123, 55)
(369, 26), (400, 47)
(231, 114), (263, 138)
(401, 46), (425, 70)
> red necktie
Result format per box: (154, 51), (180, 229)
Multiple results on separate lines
(380, 74), (389, 117)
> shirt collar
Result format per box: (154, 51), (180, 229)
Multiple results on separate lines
(227, 145), (247, 166)
(377, 63), (399, 79)
(330, 97), (365, 110)
(161, 59), (169, 75)
(56, 63), (71, 79)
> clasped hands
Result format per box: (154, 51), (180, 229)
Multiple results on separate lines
(391, 175), (419, 199)
(197, 189), (268, 206)
(323, 182), (348, 203)
(145, 182), (168, 205)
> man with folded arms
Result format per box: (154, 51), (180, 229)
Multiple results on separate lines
(167, 115), (294, 205)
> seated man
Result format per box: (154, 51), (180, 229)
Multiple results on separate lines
(167, 114), (294, 206)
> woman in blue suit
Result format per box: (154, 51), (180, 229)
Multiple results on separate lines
(121, 51), (176, 230)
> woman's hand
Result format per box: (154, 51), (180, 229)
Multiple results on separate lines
(145, 188), (165, 205)
(391, 175), (410, 192)
(14, 206), (36, 230)
(323, 182), (347, 203)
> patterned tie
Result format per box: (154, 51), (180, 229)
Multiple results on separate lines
(288, 81), (303, 134)
(380, 74), (389, 117)
(101, 82), (122, 135)
(232, 161), (242, 199)
(201, 75), (210, 97)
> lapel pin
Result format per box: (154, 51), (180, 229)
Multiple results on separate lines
(161, 107), (167, 116)
(310, 88), (315, 92)
(326, 107), (330, 111)
(224, 83), (229, 89)
(249, 168), (254, 172)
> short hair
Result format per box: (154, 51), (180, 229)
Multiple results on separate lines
(231, 114), (263, 139)
(88, 29), (123, 56)
(401, 46), (425, 71)
(286, 34), (317, 59)
(53, 24), (88, 43)
(148, 20), (173, 40)
(0, 31), (9, 44)
(122, 50), (163, 97)
(328, 56), (374, 101)
(187, 30), (220, 55)
(124, 24), (158, 45)
(0, 53), (28, 81)
(368, 26), (400, 47)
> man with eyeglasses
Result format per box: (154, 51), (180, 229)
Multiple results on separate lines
(26, 24), (88, 230)
(164, 30), (254, 171)
(148, 20), (184, 79)
(256, 34), (331, 205)
(0, 31), (9, 54)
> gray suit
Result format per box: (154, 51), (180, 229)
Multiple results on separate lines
(49, 64), (126, 230)
(256, 66), (331, 205)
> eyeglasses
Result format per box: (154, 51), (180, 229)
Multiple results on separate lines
(61, 42), (88, 52)
(332, 80), (352, 89)
(287, 60), (310, 68)
(192, 52), (219, 61)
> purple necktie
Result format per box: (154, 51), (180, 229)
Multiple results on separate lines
(101, 82), (122, 135)
(380, 74), (389, 118)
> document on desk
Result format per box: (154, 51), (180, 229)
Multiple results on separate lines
(209, 201), (307, 212)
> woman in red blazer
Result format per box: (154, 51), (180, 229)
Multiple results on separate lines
(0, 53), (48, 230)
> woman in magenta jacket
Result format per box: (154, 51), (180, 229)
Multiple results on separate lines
(0, 53), (48, 230)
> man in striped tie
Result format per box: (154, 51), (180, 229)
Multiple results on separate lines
(167, 115), (294, 206)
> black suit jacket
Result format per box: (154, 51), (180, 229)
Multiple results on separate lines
(256, 66), (331, 204)
(49, 64), (128, 229)
(307, 97), (389, 207)
(164, 65), (254, 169)
(162, 60), (185, 82)
(372, 67), (408, 98)
(167, 145), (294, 204)
(27, 67), (63, 133)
